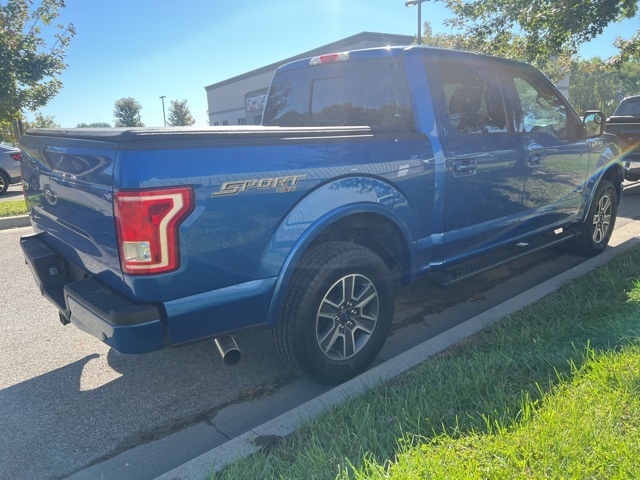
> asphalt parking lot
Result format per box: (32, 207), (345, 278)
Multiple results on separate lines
(0, 183), (23, 202)
(2, 182), (640, 479)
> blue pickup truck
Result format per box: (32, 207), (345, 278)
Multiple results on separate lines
(19, 46), (623, 384)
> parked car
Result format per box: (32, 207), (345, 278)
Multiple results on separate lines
(0, 143), (22, 195)
(607, 95), (640, 181)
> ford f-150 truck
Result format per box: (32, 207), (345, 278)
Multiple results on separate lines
(606, 95), (640, 181)
(19, 46), (623, 384)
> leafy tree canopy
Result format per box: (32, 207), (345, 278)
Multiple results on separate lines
(569, 57), (640, 114)
(77, 122), (111, 128)
(419, 21), (571, 81)
(434, 0), (639, 78)
(113, 97), (143, 127)
(419, 18), (640, 116)
(0, 0), (75, 123)
(167, 99), (196, 127)
(23, 112), (59, 128)
(0, 120), (18, 143)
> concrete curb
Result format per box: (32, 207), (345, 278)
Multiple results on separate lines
(0, 215), (30, 230)
(156, 232), (640, 480)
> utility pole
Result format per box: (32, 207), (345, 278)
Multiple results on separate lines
(405, 0), (426, 45)
(160, 95), (167, 127)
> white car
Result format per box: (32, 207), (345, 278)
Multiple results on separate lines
(0, 144), (22, 195)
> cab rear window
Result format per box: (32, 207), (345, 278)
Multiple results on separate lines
(263, 58), (415, 131)
(615, 98), (640, 116)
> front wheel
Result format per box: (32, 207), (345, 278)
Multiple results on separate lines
(0, 171), (9, 196)
(273, 241), (395, 384)
(572, 179), (618, 256)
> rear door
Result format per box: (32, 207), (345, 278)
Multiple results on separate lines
(425, 56), (528, 264)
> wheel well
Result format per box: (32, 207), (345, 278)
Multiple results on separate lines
(308, 213), (410, 280)
(601, 164), (624, 202)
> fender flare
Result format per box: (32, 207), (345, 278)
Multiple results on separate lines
(581, 145), (624, 222)
(263, 176), (417, 327)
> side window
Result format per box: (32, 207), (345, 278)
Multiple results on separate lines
(511, 76), (569, 140)
(434, 60), (509, 135)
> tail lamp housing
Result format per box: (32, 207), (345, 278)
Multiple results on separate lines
(114, 187), (194, 275)
(309, 52), (350, 65)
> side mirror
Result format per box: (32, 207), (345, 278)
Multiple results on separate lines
(583, 110), (606, 138)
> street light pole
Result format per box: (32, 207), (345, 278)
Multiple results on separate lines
(159, 95), (167, 127)
(405, 0), (426, 45)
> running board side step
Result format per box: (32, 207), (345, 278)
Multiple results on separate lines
(431, 228), (580, 287)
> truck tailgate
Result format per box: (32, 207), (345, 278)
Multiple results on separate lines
(20, 134), (122, 289)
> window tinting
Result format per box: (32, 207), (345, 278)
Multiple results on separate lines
(512, 76), (568, 140)
(263, 58), (414, 130)
(433, 60), (509, 134)
(616, 98), (640, 116)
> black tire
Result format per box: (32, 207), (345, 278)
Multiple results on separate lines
(572, 179), (617, 256)
(273, 241), (395, 384)
(0, 171), (9, 196)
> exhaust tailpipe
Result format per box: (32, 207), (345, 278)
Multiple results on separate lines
(214, 336), (241, 366)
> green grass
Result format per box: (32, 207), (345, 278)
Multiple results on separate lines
(214, 246), (640, 479)
(362, 345), (640, 479)
(0, 199), (27, 217)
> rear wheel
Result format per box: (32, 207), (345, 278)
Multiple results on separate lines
(572, 180), (617, 256)
(273, 241), (394, 384)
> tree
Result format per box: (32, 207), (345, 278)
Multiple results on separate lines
(23, 112), (59, 129)
(0, 0), (75, 125)
(612, 30), (640, 66)
(77, 122), (111, 128)
(419, 21), (575, 79)
(569, 58), (640, 115)
(2, 112), (59, 140)
(439, 0), (639, 79)
(0, 120), (19, 143)
(167, 99), (196, 126)
(113, 98), (143, 127)
(420, 22), (468, 50)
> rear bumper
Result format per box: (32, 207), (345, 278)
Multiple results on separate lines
(20, 233), (165, 354)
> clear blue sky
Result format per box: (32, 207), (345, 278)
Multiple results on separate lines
(32, 0), (638, 128)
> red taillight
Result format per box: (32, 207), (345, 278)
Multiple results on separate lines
(10, 152), (21, 161)
(309, 52), (350, 65)
(114, 187), (194, 275)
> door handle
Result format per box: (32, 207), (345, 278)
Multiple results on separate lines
(528, 148), (546, 167)
(452, 158), (477, 176)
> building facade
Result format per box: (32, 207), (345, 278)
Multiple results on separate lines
(205, 32), (414, 126)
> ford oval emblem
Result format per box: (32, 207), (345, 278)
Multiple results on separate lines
(44, 184), (58, 206)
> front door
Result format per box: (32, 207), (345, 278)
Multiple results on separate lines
(501, 69), (590, 238)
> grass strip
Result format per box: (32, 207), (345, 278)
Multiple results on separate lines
(360, 344), (640, 479)
(214, 246), (640, 479)
(0, 199), (27, 217)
